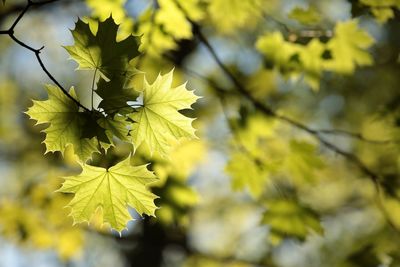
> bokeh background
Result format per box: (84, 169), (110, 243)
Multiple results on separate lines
(1, 0), (400, 266)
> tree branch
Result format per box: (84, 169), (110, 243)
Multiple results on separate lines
(168, 0), (400, 234)
(0, 0), (81, 25)
(316, 129), (395, 144)
(194, 27), (400, 234)
(191, 24), (380, 182)
(0, 0), (91, 112)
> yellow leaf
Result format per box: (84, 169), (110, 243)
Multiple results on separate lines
(58, 157), (159, 232)
(324, 20), (375, 74)
(288, 6), (321, 25)
(129, 69), (200, 156)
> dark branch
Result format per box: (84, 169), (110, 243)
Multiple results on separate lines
(316, 129), (395, 144)
(194, 29), (400, 234)
(170, 0), (400, 234)
(8, 1), (30, 32)
(192, 24), (380, 183)
(0, 0), (91, 112)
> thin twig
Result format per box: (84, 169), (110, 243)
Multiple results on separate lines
(169, 1), (400, 234)
(192, 24), (380, 181)
(0, 0), (82, 26)
(0, 0), (90, 112)
(195, 28), (400, 235)
(316, 129), (394, 144)
(91, 68), (98, 110)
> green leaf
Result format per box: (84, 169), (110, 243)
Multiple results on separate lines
(262, 199), (323, 244)
(58, 157), (159, 232)
(256, 20), (374, 89)
(207, 0), (261, 33)
(86, 0), (127, 23)
(64, 16), (140, 79)
(136, 8), (177, 57)
(26, 84), (99, 162)
(97, 114), (130, 143)
(298, 39), (326, 91)
(129, 69), (200, 156)
(360, 0), (400, 23)
(256, 31), (299, 69)
(155, 0), (193, 39)
(285, 140), (325, 183)
(288, 6), (321, 25)
(135, 0), (204, 57)
(256, 32), (326, 90)
(225, 152), (269, 198)
(95, 66), (140, 114)
(324, 20), (375, 74)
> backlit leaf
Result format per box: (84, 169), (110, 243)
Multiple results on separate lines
(324, 20), (374, 74)
(64, 16), (140, 79)
(129, 70), (200, 156)
(58, 157), (159, 232)
(26, 84), (99, 162)
(288, 6), (321, 25)
(262, 199), (323, 244)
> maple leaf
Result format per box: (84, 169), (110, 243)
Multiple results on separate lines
(64, 16), (140, 79)
(262, 199), (323, 244)
(26, 84), (99, 162)
(288, 6), (321, 25)
(324, 20), (375, 74)
(58, 157), (159, 232)
(299, 39), (326, 91)
(87, 0), (127, 23)
(207, 0), (261, 33)
(129, 69), (200, 156)
(97, 114), (130, 143)
(360, 0), (400, 23)
(225, 152), (269, 198)
(96, 71), (139, 114)
(256, 32), (299, 69)
(155, 0), (193, 39)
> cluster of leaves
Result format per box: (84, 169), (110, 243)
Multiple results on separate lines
(2, 0), (400, 266)
(86, 0), (205, 57)
(26, 17), (199, 232)
(0, 173), (84, 260)
(226, 115), (324, 199)
(256, 19), (375, 90)
(224, 114), (325, 242)
(357, 0), (400, 23)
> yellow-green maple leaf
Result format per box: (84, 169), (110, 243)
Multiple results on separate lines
(87, 0), (126, 23)
(288, 6), (321, 25)
(299, 39), (326, 91)
(98, 115), (130, 143)
(225, 152), (269, 198)
(58, 157), (159, 232)
(207, 0), (261, 34)
(86, 0), (135, 40)
(324, 20), (375, 74)
(360, 0), (400, 23)
(256, 31), (299, 68)
(262, 199), (323, 244)
(64, 16), (140, 79)
(26, 84), (99, 161)
(136, 0), (203, 57)
(156, 0), (193, 40)
(129, 70), (200, 156)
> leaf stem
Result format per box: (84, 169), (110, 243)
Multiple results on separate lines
(91, 68), (98, 110)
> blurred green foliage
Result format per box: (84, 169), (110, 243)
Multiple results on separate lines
(0, 0), (400, 267)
